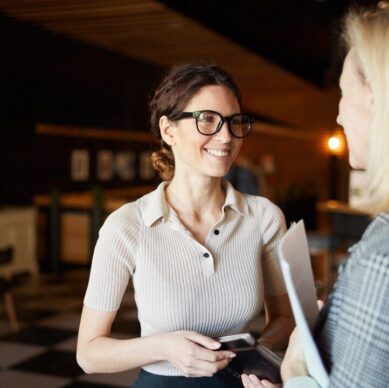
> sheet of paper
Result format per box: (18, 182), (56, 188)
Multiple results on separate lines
(279, 220), (329, 387)
(279, 220), (318, 329)
(281, 259), (329, 387)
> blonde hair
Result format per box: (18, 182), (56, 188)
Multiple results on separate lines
(343, 1), (389, 214)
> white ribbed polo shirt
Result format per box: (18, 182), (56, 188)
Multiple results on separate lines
(84, 180), (287, 375)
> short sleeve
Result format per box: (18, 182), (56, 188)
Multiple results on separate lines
(257, 199), (287, 295)
(83, 203), (140, 311)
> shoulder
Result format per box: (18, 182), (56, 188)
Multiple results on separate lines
(245, 194), (285, 222)
(242, 194), (286, 236)
(346, 217), (389, 283)
(368, 224), (389, 255)
(355, 216), (389, 258)
(100, 200), (142, 237)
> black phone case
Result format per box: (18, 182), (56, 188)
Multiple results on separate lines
(217, 334), (282, 384)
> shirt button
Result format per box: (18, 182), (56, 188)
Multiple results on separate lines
(203, 253), (210, 258)
(214, 229), (220, 235)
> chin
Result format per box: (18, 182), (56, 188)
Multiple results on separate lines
(210, 172), (229, 178)
(208, 170), (229, 179)
(349, 156), (366, 170)
(207, 165), (232, 178)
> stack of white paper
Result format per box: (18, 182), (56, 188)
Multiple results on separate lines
(279, 220), (329, 388)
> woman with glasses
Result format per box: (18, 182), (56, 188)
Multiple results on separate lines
(77, 63), (293, 387)
(242, 2), (389, 388)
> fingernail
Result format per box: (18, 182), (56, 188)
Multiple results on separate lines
(211, 342), (221, 349)
(229, 353), (236, 358)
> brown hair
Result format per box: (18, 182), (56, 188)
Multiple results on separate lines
(149, 63), (242, 181)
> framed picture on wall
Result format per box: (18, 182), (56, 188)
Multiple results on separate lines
(115, 151), (136, 181)
(70, 149), (89, 181)
(97, 150), (114, 181)
(139, 151), (154, 180)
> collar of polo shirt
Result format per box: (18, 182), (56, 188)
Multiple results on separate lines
(141, 180), (250, 227)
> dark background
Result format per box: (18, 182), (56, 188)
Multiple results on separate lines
(0, 15), (163, 204)
(0, 1), (379, 205)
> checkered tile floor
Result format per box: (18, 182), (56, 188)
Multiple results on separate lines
(0, 269), (265, 388)
(0, 270), (141, 387)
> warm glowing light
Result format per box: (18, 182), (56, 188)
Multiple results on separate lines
(328, 136), (341, 151)
(326, 132), (345, 155)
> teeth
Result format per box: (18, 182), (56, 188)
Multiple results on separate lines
(206, 149), (229, 157)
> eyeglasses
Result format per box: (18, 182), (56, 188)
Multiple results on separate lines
(173, 110), (253, 138)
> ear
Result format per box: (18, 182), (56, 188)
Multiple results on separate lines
(159, 115), (176, 146)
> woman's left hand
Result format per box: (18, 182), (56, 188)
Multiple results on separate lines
(241, 374), (281, 388)
(280, 328), (308, 381)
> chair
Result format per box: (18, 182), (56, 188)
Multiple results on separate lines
(0, 246), (19, 331)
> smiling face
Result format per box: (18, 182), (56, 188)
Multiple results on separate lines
(337, 51), (373, 169)
(161, 85), (243, 180)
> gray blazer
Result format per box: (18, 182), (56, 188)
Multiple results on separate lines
(286, 213), (389, 388)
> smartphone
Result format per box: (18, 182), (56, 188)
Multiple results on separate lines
(216, 333), (282, 384)
(216, 333), (256, 351)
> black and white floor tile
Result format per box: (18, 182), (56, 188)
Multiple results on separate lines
(0, 270), (140, 387)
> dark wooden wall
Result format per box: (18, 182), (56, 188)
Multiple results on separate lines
(0, 14), (348, 220)
(0, 14), (163, 204)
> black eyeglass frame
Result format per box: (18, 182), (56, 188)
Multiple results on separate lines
(172, 110), (254, 138)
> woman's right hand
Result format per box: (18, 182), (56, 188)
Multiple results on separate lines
(160, 330), (236, 377)
(242, 374), (281, 388)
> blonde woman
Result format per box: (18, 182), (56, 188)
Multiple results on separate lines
(242, 2), (389, 388)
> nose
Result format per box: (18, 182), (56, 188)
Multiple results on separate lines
(214, 120), (231, 142)
(336, 99), (343, 127)
(336, 112), (342, 127)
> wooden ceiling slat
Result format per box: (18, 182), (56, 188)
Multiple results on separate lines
(7, 0), (150, 6)
(35, 31), (225, 53)
(49, 26), (185, 37)
(51, 27), (216, 42)
(4, 10), (172, 24)
(0, 0), (339, 129)
(26, 15), (180, 29)
(7, 7), (172, 18)
(1, 0), (156, 13)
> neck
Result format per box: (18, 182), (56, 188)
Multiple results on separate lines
(165, 175), (225, 218)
